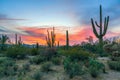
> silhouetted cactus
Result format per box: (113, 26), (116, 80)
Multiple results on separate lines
(57, 41), (59, 48)
(18, 36), (22, 45)
(46, 27), (56, 48)
(66, 30), (69, 49)
(91, 5), (109, 53)
(36, 42), (39, 49)
(0, 35), (9, 50)
(15, 34), (18, 45)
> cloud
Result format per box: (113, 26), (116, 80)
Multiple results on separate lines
(64, 0), (120, 30)
(2, 25), (119, 45)
(0, 14), (26, 21)
(0, 13), (28, 35)
(19, 27), (47, 39)
(0, 26), (7, 32)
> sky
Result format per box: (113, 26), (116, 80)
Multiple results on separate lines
(0, 0), (120, 45)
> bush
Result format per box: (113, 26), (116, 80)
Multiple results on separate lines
(40, 48), (57, 60)
(88, 58), (105, 78)
(29, 48), (39, 55)
(108, 61), (120, 71)
(51, 57), (61, 65)
(22, 63), (30, 71)
(0, 58), (18, 77)
(41, 62), (52, 72)
(61, 48), (94, 61)
(110, 51), (120, 61)
(104, 43), (120, 57)
(29, 55), (45, 64)
(89, 66), (99, 78)
(63, 57), (84, 78)
(81, 42), (106, 54)
(32, 71), (43, 80)
(5, 46), (27, 59)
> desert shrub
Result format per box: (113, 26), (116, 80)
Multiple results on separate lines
(22, 63), (30, 71)
(41, 62), (52, 72)
(89, 66), (99, 78)
(88, 58), (105, 78)
(110, 51), (120, 61)
(108, 61), (120, 71)
(61, 48), (94, 61)
(5, 46), (28, 59)
(103, 43), (113, 53)
(29, 48), (39, 56)
(63, 57), (84, 78)
(17, 75), (33, 80)
(81, 43), (96, 52)
(29, 55), (45, 64)
(51, 57), (61, 65)
(0, 58), (18, 77)
(81, 41), (110, 56)
(17, 68), (27, 76)
(63, 57), (71, 72)
(81, 42), (104, 54)
(104, 43), (120, 57)
(40, 48), (57, 60)
(32, 71), (43, 80)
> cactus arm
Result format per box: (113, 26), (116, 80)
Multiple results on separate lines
(47, 30), (52, 47)
(100, 5), (102, 27)
(91, 18), (99, 38)
(106, 16), (109, 28)
(46, 27), (56, 48)
(99, 5), (102, 36)
(46, 36), (51, 47)
(95, 21), (100, 27)
(51, 27), (55, 47)
(102, 17), (107, 36)
(102, 16), (109, 36)
(51, 31), (54, 47)
(47, 30), (51, 44)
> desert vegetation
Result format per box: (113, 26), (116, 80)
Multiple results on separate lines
(0, 5), (120, 80)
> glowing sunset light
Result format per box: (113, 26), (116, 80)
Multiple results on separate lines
(0, 0), (120, 45)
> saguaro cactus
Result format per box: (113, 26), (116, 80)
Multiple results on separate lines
(0, 35), (9, 50)
(91, 5), (109, 52)
(57, 41), (59, 48)
(66, 30), (69, 49)
(35, 42), (39, 49)
(15, 34), (18, 45)
(46, 27), (56, 48)
(18, 36), (22, 45)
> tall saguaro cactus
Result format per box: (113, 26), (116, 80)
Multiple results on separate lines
(46, 27), (56, 48)
(91, 5), (109, 52)
(66, 30), (69, 50)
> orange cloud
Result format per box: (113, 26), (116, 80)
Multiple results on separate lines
(18, 26), (120, 45)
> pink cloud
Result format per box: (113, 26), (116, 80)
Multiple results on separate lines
(12, 26), (120, 45)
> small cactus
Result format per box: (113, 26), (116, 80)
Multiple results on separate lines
(57, 41), (59, 48)
(15, 34), (18, 45)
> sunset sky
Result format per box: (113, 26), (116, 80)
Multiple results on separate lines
(0, 0), (120, 45)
